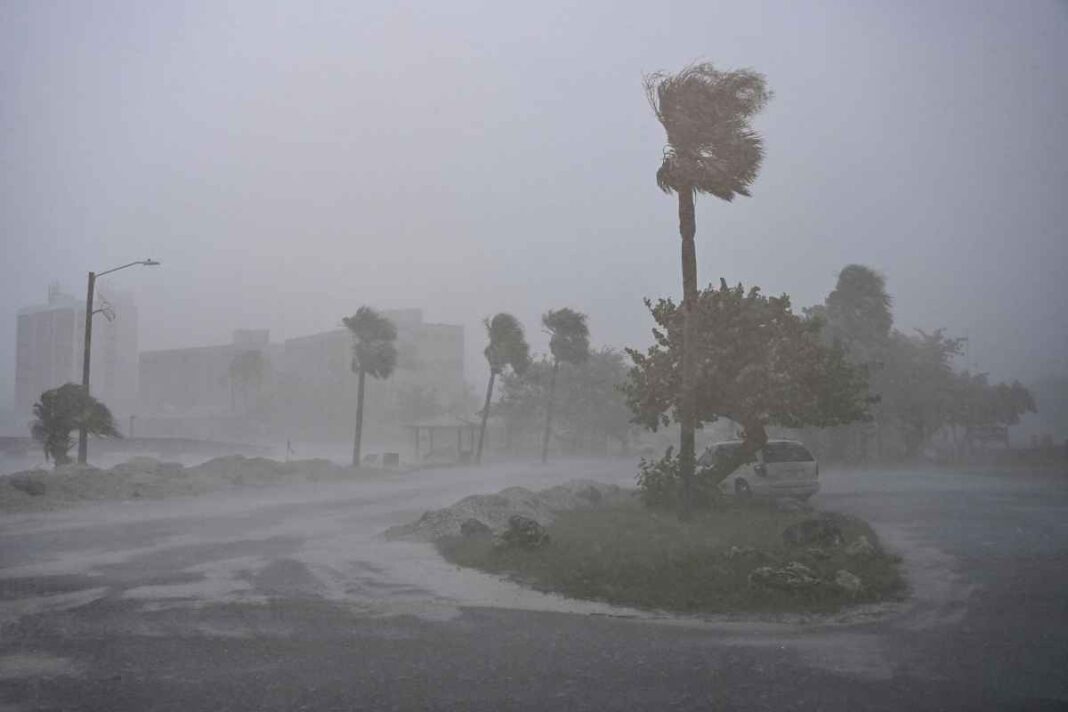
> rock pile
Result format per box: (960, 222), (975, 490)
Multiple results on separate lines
(0, 456), (368, 513)
(748, 561), (821, 591)
(384, 480), (631, 542)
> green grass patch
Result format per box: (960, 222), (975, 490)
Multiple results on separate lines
(436, 499), (905, 614)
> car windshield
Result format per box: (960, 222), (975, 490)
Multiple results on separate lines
(762, 442), (815, 463)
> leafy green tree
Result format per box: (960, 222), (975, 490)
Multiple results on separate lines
(499, 348), (632, 456)
(477, 313), (531, 463)
(31, 383), (121, 467)
(806, 265), (894, 460)
(555, 347), (634, 453)
(947, 371), (1035, 455)
(818, 265), (893, 358)
(624, 280), (870, 500)
(343, 307), (398, 466)
(878, 329), (963, 458)
(644, 62), (772, 515)
(540, 308), (590, 463)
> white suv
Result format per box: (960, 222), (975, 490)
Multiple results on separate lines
(697, 439), (820, 501)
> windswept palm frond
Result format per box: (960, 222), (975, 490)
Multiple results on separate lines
(343, 307), (398, 344)
(484, 313), (531, 376)
(543, 308), (590, 366)
(644, 62), (771, 200)
(343, 307), (398, 379)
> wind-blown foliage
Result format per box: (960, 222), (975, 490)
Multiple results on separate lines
(343, 307), (398, 466)
(31, 383), (121, 467)
(499, 348), (632, 455)
(807, 264), (1038, 462)
(624, 281), (871, 494)
(478, 313), (531, 462)
(819, 265), (893, 358)
(543, 308), (590, 366)
(804, 265), (893, 461)
(879, 329), (964, 458)
(644, 63), (771, 201)
(644, 61), (771, 517)
(344, 307), (399, 379)
(484, 314), (531, 377)
(950, 372), (1036, 431)
(540, 308), (591, 462)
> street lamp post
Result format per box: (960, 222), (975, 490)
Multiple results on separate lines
(77, 259), (160, 464)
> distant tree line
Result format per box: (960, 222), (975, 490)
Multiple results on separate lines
(803, 265), (1035, 462)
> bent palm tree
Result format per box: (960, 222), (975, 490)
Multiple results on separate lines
(31, 383), (120, 466)
(644, 62), (770, 516)
(477, 313), (531, 463)
(540, 308), (590, 463)
(343, 307), (398, 467)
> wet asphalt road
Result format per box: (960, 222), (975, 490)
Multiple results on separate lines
(1, 460), (1067, 711)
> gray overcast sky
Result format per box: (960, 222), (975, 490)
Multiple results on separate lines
(2, 0), (1066, 409)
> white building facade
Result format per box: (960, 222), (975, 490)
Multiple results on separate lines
(15, 286), (139, 427)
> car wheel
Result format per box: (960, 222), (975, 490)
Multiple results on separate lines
(735, 478), (753, 500)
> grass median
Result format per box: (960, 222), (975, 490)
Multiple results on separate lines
(436, 499), (905, 615)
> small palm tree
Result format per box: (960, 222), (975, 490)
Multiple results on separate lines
(477, 313), (531, 463)
(31, 383), (120, 467)
(343, 307), (398, 467)
(644, 62), (771, 515)
(540, 308), (590, 463)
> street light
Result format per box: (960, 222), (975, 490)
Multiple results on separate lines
(77, 259), (161, 464)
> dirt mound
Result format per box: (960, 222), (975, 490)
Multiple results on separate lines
(384, 480), (633, 542)
(0, 456), (366, 513)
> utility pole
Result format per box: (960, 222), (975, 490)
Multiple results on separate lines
(77, 259), (160, 464)
(77, 271), (96, 464)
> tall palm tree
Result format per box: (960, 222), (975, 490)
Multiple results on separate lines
(540, 308), (590, 463)
(31, 383), (120, 467)
(343, 307), (398, 467)
(644, 62), (771, 516)
(477, 313), (531, 463)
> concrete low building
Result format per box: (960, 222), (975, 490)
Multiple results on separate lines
(136, 310), (465, 447)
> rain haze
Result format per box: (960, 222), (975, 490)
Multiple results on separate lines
(2, 1), (1067, 397)
(2, 2), (1068, 710)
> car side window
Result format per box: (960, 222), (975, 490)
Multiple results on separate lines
(763, 442), (815, 463)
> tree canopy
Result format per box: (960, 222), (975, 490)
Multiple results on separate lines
(484, 313), (531, 376)
(624, 280), (871, 484)
(543, 308), (590, 366)
(343, 307), (398, 379)
(644, 62), (771, 201)
(499, 347), (633, 454)
(807, 264), (1038, 461)
(31, 383), (121, 466)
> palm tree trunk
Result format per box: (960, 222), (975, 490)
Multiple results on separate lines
(476, 370), (497, 464)
(541, 359), (560, 464)
(678, 187), (698, 518)
(352, 368), (366, 467)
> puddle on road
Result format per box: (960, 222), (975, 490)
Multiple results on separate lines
(0, 463), (976, 648)
(0, 653), (82, 680)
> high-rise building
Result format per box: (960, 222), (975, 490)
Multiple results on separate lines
(14, 285), (139, 426)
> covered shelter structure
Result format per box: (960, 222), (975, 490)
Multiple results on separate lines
(404, 414), (480, 463)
